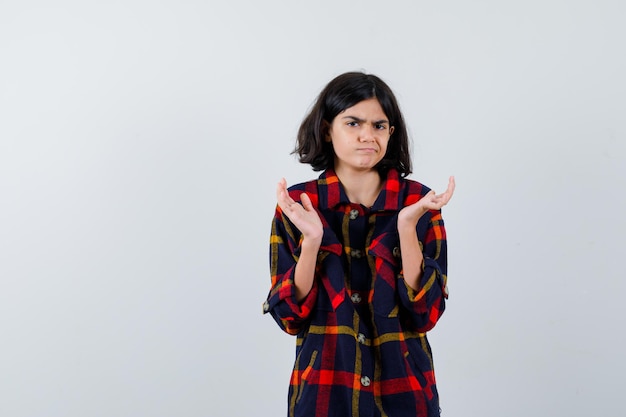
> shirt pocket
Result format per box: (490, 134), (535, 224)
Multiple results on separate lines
(369, 232), (403, 318)
(292, 349), (319, 411)
(403, 342), (440, 416)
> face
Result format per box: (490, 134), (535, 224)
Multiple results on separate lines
(326, 98), (395, 174)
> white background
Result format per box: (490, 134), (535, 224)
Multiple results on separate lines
(1, 1), (625, 416)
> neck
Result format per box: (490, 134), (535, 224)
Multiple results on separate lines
(334, 167), (383, 207)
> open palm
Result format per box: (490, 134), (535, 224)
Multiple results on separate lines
(276, 178), (324, 242)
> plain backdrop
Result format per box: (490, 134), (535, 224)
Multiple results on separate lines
(1, 1), (625, 416)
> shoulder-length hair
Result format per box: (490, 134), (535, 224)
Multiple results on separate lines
(294, 72), (412, 177)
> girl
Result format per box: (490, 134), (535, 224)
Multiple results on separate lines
(263, 72), (454, 417)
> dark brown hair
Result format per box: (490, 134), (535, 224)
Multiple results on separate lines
(294, 72), (412, 177)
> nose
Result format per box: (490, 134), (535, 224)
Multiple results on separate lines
(359, 124), (376, 142)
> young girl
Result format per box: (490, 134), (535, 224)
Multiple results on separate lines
(263, 72), (455, 417)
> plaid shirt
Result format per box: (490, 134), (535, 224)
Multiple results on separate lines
(263, 169), (448, 417)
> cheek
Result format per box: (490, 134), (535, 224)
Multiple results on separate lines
(380, 140), (392, 157)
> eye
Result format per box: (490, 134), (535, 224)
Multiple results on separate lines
(375, 124), (387, 130)
(347, 121), (359, 127)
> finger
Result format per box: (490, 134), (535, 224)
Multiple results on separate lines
(276, 185), (288, 208)
(432, 194), (451, 208)
(435, 177), (456, 202)
(276, 178), (296, 211)
(441, 180), (455, 205)
(434, 193), (451, 207)
(436, 191), (451, 203)
(276, 177), (286, 199)
(446, 176), (456, 196)
(428, 189), (439, 204)
(300, 192), (313, 211)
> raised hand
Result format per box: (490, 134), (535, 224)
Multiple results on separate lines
(276, 178), (324, 243)
(398, 176), (455, 227)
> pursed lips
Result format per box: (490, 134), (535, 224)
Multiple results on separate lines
(356, 147), (378, 153)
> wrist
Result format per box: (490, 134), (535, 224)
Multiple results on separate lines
(397, 216), (418, 231)
(301, 235), (322, 251)
(397, 207), (428, 230)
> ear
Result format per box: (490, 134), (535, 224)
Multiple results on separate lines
(322, 120), (332, 142)
(389, 126), (395, 136)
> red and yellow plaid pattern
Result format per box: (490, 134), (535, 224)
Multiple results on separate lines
(264, 169), (448, 417)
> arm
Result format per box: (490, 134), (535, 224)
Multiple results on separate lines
(397, 177), (455, 331)
(263, 179), (323, 335)
(276, 178), (323, 301)
(398, 176), (454, 289)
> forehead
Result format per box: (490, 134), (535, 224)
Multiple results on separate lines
(339, 98), (388, 120)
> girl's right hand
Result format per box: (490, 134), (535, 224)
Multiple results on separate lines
(276, 178), (324, 244)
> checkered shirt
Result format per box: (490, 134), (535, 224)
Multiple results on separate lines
(263, 169), (448, 417)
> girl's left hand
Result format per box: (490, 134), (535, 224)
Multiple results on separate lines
(398, 176), (456, 226)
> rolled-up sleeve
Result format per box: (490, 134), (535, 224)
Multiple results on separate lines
(398, 211), (448, 332)
(263, 207), (318, 335)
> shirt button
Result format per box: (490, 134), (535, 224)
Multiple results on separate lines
(351, 293), (362, 303)
(351, 249), (363, 258)
(357, 333), (366, 344)
(392, 247), (401, 258)
(349, 209), (359, 220)
(360, 376), (371, 387)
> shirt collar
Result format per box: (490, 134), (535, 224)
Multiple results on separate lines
(317, 168), (402, 211)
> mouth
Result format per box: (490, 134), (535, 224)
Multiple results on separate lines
(357, 148), (378, 153)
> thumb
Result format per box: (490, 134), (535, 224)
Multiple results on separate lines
(300, 192), (314, 211)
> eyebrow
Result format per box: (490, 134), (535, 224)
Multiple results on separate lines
(341, 115), (390, 124)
